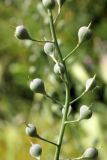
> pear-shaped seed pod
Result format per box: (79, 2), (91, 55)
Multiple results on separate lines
(30, 78), (46, 94)
(15, 25), (31, 40)
(26, 123), (37, 137)
(44, 42), (55, 56)
(78, 25), (92, 44)
(85, 74), (96, 92)
(42, 0), (55, 10)
(82, 147), (98, 159)
(79, 105), (92, 120)
(29, 143), (42, 158)
(54, 63), (65, 75)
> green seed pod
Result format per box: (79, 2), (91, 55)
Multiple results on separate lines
(78, 24), (92, 44)
(42, 0), (55, 10)
(29, 143), (42, 158)
(82, 147), (98, 159)
(15, 25), (31, 40)
(85, 74), (96, 92)
(79, 105), (92, 120)
(26, 123), (37, 137)
(44, 42), (55, 57)
(30, 78), (46, 94)
(54, 63), (65, 75)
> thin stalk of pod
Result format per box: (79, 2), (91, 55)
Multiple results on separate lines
(31, 38), (54, 43)
(69, 90), (86, 105)
(51, 55), (58, 63)
(64, 119), (80, 124)
(45, 93), (63, 107)
(36, 135), (58, 146)
(63, 43), (80, 61)
(48, 9), (70, 160)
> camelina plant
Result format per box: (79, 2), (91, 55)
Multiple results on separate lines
(15, 0), (98, 160)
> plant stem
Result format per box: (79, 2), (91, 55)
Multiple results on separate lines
(63, 44), (80, 61)
(69, 91), (86, 105)
(37, 135), (58, 146)
(48, 10), (63, 61)
(64, 119), (80, 124)
(48, 9), (70, 160)
(31, 38), (54, 43)
(45, 93), (63, 107)
(54, 82), (70, 160)
(51, 55), (58, 63)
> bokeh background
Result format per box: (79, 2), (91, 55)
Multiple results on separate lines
(0, 0), (107, 160)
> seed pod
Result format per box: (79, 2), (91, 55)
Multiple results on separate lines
(44, 42), (55, 57)
(25, 123), (38, 137)
(30, 78), (46, 94)
(29, 143), (42, 158)
(85, 74), (96, 92)
(78, 23), (92, 44)
(42, 0), (55, 10)
(15, 25), (31, 40)
(82, 147), (98, 159)
(79, 105), (92, 120)
(54, 63), (65, 75)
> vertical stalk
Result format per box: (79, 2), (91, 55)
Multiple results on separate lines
(48, 10), (70, 160)
(54, 82), (70, 160)
(48, 10), (63, 61)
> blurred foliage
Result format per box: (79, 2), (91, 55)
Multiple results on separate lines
(0, 0), (107, 160)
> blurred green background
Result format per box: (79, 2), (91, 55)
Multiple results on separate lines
(0, 0), (107, 160)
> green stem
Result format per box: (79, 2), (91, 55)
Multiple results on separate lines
(37, 135), (58, 146)
(48, 10), (63, 61)
(63, 44), (80, 61)
(48, 9), (70, 160)
(45, 93), (63, 107)
(64, 119), (80, 124)
(51, 54), (58, 64)
(31, 38), (54, 43)
(69, 91), (86, 105)
(54, 82), (70, 160)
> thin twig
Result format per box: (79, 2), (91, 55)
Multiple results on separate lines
(37, 135), (58, 146)
(63, 44), (80, 61)
(69, 91), (86, 105)
(45, 93), (63, 107)
(31, 38), (54, 43)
